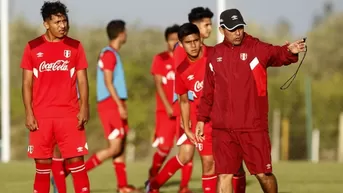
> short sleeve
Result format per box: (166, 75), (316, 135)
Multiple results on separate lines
(173, 45), (187, 69)
(20, 44), (33, 70)
(75, 43), (88, 70)
(150, 55), (164, 75)
(175, 71), (188, 95)
(99, 51), (116, 71)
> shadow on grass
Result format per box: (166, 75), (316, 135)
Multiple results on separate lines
(160, 188), (203, 193)
(91, 188), (146, 193)
(91, 188), (116, 193)
(117, 177), (257, 193)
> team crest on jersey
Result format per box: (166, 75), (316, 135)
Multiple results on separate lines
(240, 53), (248, 61)
(166, 64), (172, 70)
(64, 50), (71, 58)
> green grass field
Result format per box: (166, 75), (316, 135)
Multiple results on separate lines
(0, 160), (342, 193)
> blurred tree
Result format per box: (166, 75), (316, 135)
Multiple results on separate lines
(323, 1), (334, 17)
(274, 17), (292, 39)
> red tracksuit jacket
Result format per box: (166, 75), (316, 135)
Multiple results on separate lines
(197, 33), (299, 131)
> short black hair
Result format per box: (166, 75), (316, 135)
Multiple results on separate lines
(106, 20), (126, 40)
(188, 7), (214, 23)
(178, 23), (200, 42)
(164, 24), (180, 41)
(41, 1), (68, 21)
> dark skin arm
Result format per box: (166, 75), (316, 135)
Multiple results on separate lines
(76, 69), (90, 128)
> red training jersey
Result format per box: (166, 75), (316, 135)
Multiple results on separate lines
(173, 45), (187, 69)
(151, 51), (175, 112)
(20, 35), (88, 118)
(175, 46), (211, 110)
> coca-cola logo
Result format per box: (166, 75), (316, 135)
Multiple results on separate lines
(39, 60), (69, 72)
(194, 81), (203, 92)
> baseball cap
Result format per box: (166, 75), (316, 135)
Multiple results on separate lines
(220, 9), (246, 31)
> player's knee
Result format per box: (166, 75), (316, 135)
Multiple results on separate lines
(218, 174), (234, 187)
(108, 146), (121, 157)
(65, 156), (84, 164)
(255, 172), (273, 181)
(177, 153), (192, 165)
(158, 146), (172, 154)
(201, 156), (215, 175)
(177, 148), (194, 164)
(178, 144), (195, 164)
(35, 158), (52, 165)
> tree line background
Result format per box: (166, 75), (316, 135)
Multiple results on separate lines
(2, 2), (343, 161)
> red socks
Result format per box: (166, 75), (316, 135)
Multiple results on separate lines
(113, 162), (128, 188)
(149, 148), (170, 178)
(84, 154), (102, 172)
(180, 161), (193, 188)
(34, 162), (51, 193)
(151, 155), (183, 190)
(67, 160), (90, 193)
(202, 174), (217, 193)
(52, 158), (67, 193)
(233, 173), (246, 193)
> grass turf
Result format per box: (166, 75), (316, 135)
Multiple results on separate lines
(0, 160), (342, 193)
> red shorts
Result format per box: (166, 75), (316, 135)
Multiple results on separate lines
(212, 129), (272, 175)
(152, 111), (177, 149)
(97, 98), (129, 140)
(98, 109), (129, 140)
(175, 116), (213, 156)
(28, 118), (88, 159)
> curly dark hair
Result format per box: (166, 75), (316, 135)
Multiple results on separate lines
(40, 1), (68, 21)
(188, 7), (214, 23)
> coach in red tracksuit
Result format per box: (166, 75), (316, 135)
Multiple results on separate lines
(195, 9), (306, 193)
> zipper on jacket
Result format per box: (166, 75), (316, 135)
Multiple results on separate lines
(229, 45), (234, 129)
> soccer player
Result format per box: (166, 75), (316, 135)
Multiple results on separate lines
(149, 24), (193, 193)
(21, 1), (90, 193)
(50, 14), (71, 193)
(196, 9), (306, 193)
(146, 23), (215, 193)
(83, 20), (140, 193)
(173, 7), (213, 68)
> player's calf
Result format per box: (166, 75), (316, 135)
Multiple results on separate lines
(200, 155), (217, 193)
(218, 174), (234, 193)
(34, 159), (52, 193)
(98, 138), (124, 160)
(232, 164), (246, 193)
(149, 147), (171, 179)
(255, 173), (278, 193)
(52, 158), (67, 193)
(84, 138), (124, 172)
(66, 156), (90, 193)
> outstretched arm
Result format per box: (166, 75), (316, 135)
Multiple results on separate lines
(259, 39), (306, 67)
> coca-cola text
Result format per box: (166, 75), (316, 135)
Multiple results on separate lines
(39, 60), (69, 72)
